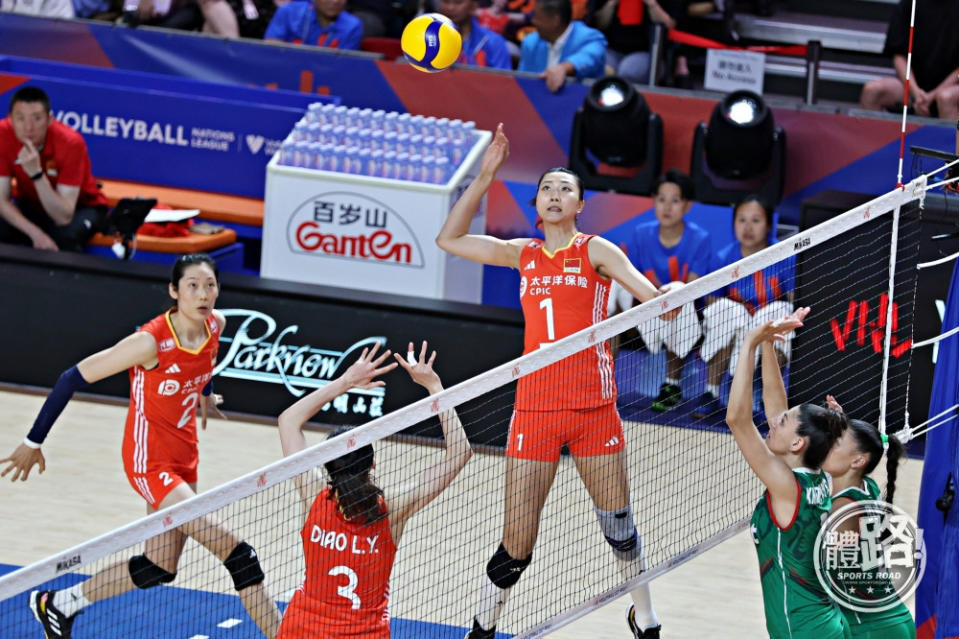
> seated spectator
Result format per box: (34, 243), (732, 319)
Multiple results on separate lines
(589, 0), (686, 85)
(123, 0), (240, 36)
(475, 0), (526, 36)
(608, 168), (709, 412)
(860, 0), (959, 120)
(694, 194), (794, 420)
(438, 0), (512, 69)
(224, 0), (279, 38)
(0, 87), (108, 253)
(265, 0), (362, 48)
(518, 0), (607, 92)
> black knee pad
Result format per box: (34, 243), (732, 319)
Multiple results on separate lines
(129, 554), (176, 589)
(485, 543), (532, 589)
(224, 541), (265, 591)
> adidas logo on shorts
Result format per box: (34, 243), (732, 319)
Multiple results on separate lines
(164, 364), (182, 374)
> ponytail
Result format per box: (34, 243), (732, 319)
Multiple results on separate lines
(884, 434), (905, 504)
(847, 419), (905, 504)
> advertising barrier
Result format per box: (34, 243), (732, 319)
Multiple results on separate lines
(0, 246), (523, 445)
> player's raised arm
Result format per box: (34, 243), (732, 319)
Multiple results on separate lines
(277, 342), (397, 508)
(1, 330), (158, 482)
(436, 123), (525, 269)
(386, 341), (472, 544)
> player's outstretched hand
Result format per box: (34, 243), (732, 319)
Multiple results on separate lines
(342, 342), (397, 390)
(480, 123), (509, 178)
(747, 306), (810, 344)
(657, 281), (684, 321)
(0, 443), (46, 482)
(200, 393), (227, 430)
(394, 341), (443, 395)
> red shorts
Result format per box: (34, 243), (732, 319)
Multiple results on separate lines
(123, 459), (197, 509)
(506, 404), (625, 462)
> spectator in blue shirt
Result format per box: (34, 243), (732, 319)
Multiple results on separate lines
(518, 0), (607, 92)
(264, 0), (363, 49)
(438, 0), (513, 70)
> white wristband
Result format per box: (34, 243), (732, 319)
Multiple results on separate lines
(22, 437), (41, 449)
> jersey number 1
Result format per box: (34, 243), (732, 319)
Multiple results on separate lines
(539, 297), (555, 341)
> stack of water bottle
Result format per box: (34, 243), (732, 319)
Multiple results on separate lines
(277, 103), (478, 185)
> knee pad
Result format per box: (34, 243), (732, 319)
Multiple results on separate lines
(486, 543), (532, 590)
(594, 504), (641, 561)
(224, 541), (265, 591)
(129, 554), (176, 589)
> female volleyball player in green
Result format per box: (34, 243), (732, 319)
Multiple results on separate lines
(726, 307), (852, 639)
(822, 397), (915, 639)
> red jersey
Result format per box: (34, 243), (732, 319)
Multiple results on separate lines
(122, 311), (219, 480)
(0, 118), (107, 209)
(515, 233), (616, 410)
(277, 487), (396, 639)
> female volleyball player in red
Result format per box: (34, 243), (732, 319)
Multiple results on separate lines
(1, 254), (281, 639)
(726, 308), (851, 638)
(436, 124), (670, 639)
(274, 340), (472, 638)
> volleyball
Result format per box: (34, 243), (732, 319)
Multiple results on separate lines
(401, 13), (462, 73)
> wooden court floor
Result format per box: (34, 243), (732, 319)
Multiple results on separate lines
(0, 389), (924, 638)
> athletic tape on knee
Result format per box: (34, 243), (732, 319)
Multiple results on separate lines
(485, 543), (532, 589)
(224, 541), (265, 591)
(594, 504), (641, 560)
(129, 554), (176, 589)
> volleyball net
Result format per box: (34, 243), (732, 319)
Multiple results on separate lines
(0, 176), (931, 638)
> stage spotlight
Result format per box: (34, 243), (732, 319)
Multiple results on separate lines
(690, 90), (786, 206)
(569, 76), (662, 195)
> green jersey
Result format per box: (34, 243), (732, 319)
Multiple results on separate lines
(751, 467), (849, 639)
(832, 476), (915, 638)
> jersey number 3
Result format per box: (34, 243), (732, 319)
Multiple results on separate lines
(329, 565), (361, 610)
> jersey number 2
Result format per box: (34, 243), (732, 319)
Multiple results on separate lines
(329, 565), (361, 610)
(177, 392), (199, 429)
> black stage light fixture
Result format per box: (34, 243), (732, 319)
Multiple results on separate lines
(690, 90), (786, 206)
(569, 76), (662, 195)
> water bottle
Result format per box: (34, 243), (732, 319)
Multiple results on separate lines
(369, 149), (383, 177)
(357, 129), (372, 151)
(395, 152), (411, 180)
(435, 156), (451, 183)
(421, 156), (437, 184)
(409, 134), (423, 156)
(422, 115), (437, 137)
(316, 143), (334, 171)
(396, 133), (411, 156)
(383, 131), (398, 153)
(435, 117), (450, 137)
(305, 122), (320, 143)
(331, 105), (348, 126)
(448, 119), (463, 143)
(422, 135), (436, 157)
(330, 145), (348, 173)
(279, 141), (296, 166)
(382, 150), (397, 179)
(384, 111), (399, 133)
(307, 103), (324, 122)
(434, 136), (450, 162)
(461, 121), (476, 144)
(408, 154), (423, 182)
(331, 125), (346, 146)
(293, 141), (311, 168)
(410, 114), (425, 135)
(318, 124), (334, 145)
(370, 130), (384, 152)
(307, 142), (322, 170)
(396, 113), (412, 134)
(293, 121), (310, 142)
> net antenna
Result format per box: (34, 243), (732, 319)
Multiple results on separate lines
(0, 175), (936, 639)
(896, 0), (919, 188)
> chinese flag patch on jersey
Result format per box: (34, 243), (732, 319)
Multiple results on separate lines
(564, 258), (582, 274)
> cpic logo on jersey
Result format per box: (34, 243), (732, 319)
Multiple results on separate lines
(813, 499), (926, 613)
(157, 379), (180, 396)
